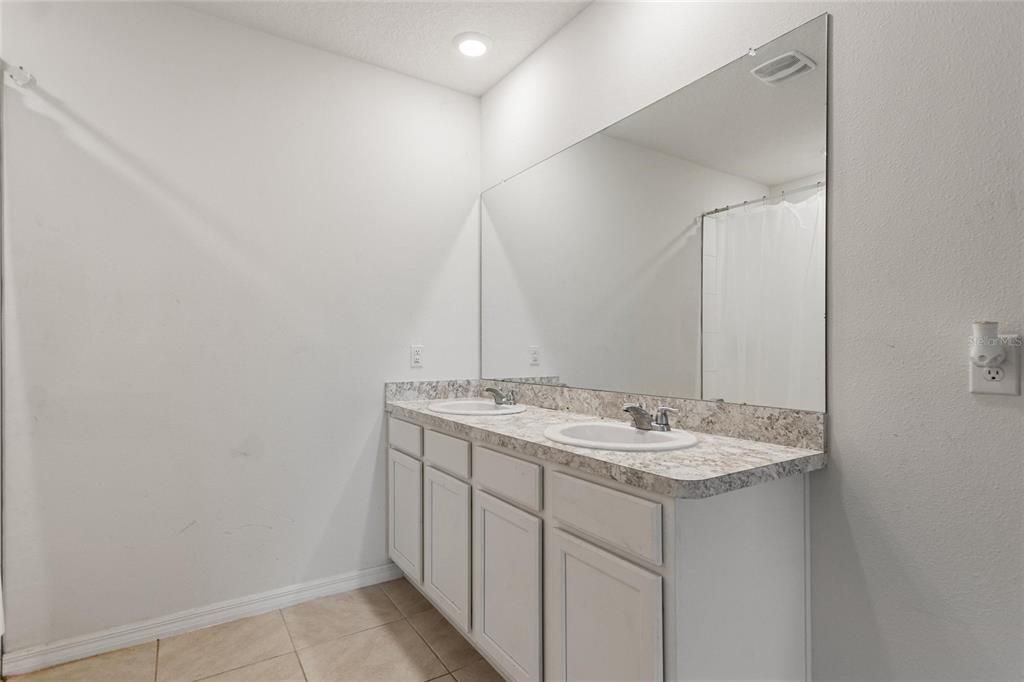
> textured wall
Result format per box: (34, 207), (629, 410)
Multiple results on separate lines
(483, 3), (1024, 679)
(2, 2), (479, 650)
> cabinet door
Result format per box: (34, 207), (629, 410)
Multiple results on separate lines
(548, 529), (663, 682)
(423, 465), (471, 631)
(474, 491), (542, 682)
(388, 448), (422, 582)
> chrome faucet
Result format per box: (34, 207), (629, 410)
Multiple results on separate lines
(484, 387), (517, 406)
(623, 403), (679, 431)
(623, 403), (654, 430)
(653, 405), (679, 431)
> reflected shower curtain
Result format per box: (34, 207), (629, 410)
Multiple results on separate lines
(701, 185), (825, 411)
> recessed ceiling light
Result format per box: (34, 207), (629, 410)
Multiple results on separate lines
(454, 32), (490, 58)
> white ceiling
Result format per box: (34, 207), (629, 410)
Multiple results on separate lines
(605, 16), (827, 187)
(182, 1), (589, 96)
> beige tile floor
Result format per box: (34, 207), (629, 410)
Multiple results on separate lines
(7, 579), (505, 682)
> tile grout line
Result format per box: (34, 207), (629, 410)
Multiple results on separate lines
(279, 585), (408, 660)
(185, 580), (411, 682)
(374, 577), (450, 667)
(277, 609), (309, 682)
(190, 652), (297, 682)
(378, 580), (436, 620)
(380, 580), (483, 680)
(286, 582), (443, 682)
(164, 580), (460, 682)
(405, 615), (451, 674)
(11, 584), (418, 681)
(288, 618), (408, 657)
(184, 612), (302, 682)
(378, 581), (409, 615)
(379, 582), (450, 674)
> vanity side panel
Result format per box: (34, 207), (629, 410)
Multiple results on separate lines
(672, 473), (806, 681)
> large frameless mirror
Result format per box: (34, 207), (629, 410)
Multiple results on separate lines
(481, 15), (827, 412)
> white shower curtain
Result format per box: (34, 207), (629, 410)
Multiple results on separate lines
(701, 185), (825, 411)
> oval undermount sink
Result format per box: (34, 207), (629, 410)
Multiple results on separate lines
(544, 421), (698, 452)
(428, 399), (527, 416)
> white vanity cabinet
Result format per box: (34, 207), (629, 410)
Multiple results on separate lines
(474, 490), (543, 681)
(387, 445), (423, 581)
(386, 413), (807, 682)
(387, 417), (425, 584)
(546, 471), (665, 681)
(548, 529), (663, 682)
(423, 464), (472, 631)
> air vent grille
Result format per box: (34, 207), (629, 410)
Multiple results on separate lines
(751, 51), (816, 84)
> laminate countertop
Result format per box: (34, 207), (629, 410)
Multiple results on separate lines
(386, 399), (826, 499)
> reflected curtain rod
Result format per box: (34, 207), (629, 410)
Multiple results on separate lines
(701, 180), (824, 218)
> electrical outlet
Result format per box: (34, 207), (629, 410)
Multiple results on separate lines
(529, 345), (541, 367)
(984, 367), (1004, 382)
(410, 345), (423, 369)
(969, 334), (1020, 395)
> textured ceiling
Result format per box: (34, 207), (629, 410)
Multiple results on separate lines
(182, 1), (589, 96)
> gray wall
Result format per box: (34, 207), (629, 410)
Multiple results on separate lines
(482, 3), (1024, 679)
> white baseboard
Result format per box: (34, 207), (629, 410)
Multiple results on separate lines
(2, 562), (403, 676)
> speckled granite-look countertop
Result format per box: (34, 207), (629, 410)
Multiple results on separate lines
(386, 399), (826, 499)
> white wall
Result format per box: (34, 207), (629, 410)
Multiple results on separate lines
(483, 3), (1024, 679)
(2, 2), (479, 650)
(482, 132), (765, 396)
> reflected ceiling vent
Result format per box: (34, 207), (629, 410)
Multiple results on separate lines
(751, 51), (816, 84)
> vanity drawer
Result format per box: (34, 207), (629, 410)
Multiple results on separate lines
(474, 446), (543, 512)
(424, 430), (471, 480)
(550, 472), (662, 566)
(389, 417), (422, 458)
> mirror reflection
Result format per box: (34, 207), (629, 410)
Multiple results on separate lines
(481, 16), (827, 411)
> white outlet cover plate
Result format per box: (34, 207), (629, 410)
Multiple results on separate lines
(410, 345), (424, 368)
(969, 334), (1021, 395)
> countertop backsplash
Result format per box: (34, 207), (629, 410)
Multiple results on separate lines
(384, 379), (824, 451)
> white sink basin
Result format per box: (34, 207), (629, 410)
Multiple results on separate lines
(428, 399), (527, 416)
(544, 421), (698, 452)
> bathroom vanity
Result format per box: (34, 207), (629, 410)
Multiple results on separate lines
(384, 394), (825, 682)
(385, 13), (829, 681)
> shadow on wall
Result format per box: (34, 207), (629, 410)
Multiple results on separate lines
(2, 78), (319, 641)
(481, 131), (760, 396)
(810, 455), (1021, 680)
(4, 76), (483, 579)
(1, 0), (482, 652)
(3, 76), (371, 642)
(6, 80), (302, 302)
(304, 413), (392, 579)
(408, 200), (481, 375)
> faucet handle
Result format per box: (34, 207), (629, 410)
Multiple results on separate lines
(623, 402), (647, 413)
(654, 406), (679, 428)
